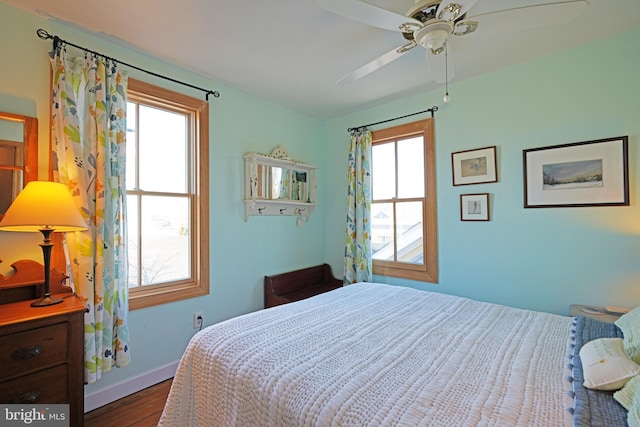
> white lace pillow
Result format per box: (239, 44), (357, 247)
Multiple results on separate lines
(579, 338), (640, 390)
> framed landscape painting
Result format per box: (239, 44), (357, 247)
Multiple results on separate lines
(523, 136), (628, 208)
(451, 146), (497, 186)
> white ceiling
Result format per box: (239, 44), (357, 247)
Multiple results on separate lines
(3, 0), (640, 119)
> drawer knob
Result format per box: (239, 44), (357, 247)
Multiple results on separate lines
(10, 345), (43, 360)
(12, 391), (41, 404)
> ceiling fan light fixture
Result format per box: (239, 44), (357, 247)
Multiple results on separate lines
(414, 20), (453, 51)
(426, 29), (448, 49)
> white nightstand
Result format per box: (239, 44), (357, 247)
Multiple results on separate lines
(569, 304), (622, 323)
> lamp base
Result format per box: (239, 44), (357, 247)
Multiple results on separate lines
(31, 295), (64, 307)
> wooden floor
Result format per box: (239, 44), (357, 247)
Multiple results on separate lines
(84, 379), (172, 427)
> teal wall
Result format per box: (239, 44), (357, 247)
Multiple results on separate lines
(1, 1), (639, 402)
(323, 28), (640, 315)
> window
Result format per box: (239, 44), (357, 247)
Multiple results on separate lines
(126, 79), (209, 309)
(371, 119), (437, 283)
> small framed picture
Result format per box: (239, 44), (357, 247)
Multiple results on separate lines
(294, 171), (307, 182)
(523, 136), (628, 208)
(451, 146), (498, 186)
(460, 193), (490, 221)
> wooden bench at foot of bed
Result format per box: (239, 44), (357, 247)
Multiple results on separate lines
(264, 263), (342, 308)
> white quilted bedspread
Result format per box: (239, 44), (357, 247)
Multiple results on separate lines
(159, 282), (574, 426)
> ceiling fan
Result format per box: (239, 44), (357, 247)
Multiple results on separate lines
(316, 0), (589, 86)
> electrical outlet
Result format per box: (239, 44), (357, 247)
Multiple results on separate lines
(193, 312), (203, 329)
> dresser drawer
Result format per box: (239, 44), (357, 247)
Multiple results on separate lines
(0, 364), (68, 404)
(0, 322), (68, 381)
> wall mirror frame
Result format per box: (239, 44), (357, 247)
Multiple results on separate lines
(0, 111), (38, 216)
(244, 146), (318, 222)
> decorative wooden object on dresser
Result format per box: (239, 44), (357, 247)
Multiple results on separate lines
(0, 259), (85, 427)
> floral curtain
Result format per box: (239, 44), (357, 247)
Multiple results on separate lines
(50, 47), (130, 384)
(344, 129), (373, 284)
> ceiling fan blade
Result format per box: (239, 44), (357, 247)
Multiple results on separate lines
(316, 0), (420, 33)
(436, 0), (479, 22)
(427, 42), (455, 84)
(338, 42), (417, 85)
(465, 1), (589, 35)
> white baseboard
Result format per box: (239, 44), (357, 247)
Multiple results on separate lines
(84, 361), (179, 413)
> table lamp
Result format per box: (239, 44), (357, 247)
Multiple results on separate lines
(0, 181), (87, 307)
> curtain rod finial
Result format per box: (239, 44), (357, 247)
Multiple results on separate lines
(36, 29), (51, 39)
(205, 91), (221, 101)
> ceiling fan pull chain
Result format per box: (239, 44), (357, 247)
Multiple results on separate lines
(443, 42), (450, 103)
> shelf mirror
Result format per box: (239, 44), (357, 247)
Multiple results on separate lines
(244, 146), (317, 221)
(253, 165), (309, 202)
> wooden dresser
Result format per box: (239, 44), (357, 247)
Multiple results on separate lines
(0, 292), (85, 426)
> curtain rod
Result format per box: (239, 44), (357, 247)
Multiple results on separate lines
(36, 29), (221, 101)
(348, 106), (438, 133)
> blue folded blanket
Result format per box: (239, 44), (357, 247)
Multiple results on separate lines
(571, 316), (627, 427)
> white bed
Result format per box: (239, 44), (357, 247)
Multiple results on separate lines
(159, 282), (582, 426)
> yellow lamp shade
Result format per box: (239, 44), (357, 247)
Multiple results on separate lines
(0, 181), (87, 232)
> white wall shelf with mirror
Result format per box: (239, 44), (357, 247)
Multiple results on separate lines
(244, 146), (317, 222)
